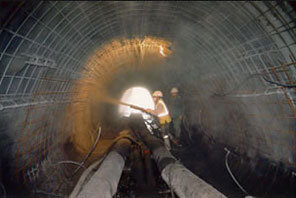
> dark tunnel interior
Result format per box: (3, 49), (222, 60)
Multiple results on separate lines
(0, 1), (296, 198)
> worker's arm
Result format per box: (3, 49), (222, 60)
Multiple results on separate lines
(146, 102), (164, 117)
(145, 108), (157, 116)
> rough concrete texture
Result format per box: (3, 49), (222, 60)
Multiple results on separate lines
(0, 1), (295, 196)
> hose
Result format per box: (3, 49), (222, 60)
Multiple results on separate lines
(168, 161), (176, 198)
(70, 134), (137, 198)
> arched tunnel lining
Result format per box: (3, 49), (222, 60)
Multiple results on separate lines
(0, 1), (296, 197)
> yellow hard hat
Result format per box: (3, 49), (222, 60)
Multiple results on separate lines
(152, 90), (163, 97)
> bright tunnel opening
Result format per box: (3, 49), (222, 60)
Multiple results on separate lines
(118, 86), (155, 120)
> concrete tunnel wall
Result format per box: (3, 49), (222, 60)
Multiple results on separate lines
(0, 1), (296, 196)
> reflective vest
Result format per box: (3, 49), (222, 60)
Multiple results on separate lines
(155, 99), (171, 125)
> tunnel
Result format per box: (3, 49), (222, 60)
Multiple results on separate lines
(0, 1), (296, 198)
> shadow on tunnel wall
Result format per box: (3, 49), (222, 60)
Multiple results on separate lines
(177, 80), (296, 198)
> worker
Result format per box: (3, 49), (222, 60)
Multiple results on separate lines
(146, 90), (172, 150)
(167, 87), (183, 142)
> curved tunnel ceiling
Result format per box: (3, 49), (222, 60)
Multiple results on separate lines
(0, 1), (296, 197)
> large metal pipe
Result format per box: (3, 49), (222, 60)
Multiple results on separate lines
(70, 138), (131, 198)
(129, 114), (227, 198)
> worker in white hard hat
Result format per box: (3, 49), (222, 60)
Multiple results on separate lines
(167, 87), (183, 142)
(146, 90), (172, 150)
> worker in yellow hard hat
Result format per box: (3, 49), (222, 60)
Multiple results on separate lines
(146, 90), (172, 150)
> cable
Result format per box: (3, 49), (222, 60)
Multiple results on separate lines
(261, 76), (296, 88)
(71, 126), (102, 177)
(46, 125), (102, 186)
(54, 161), (86, 169)
(224, 147), (249, 195)
(224, 148), (271, 198)
(0, 182), (7, 198)
(53, 125), (102, 193)
(32, 190), (65, 197)
(212, 72), (296, 97)
(43, 129), (139, 196)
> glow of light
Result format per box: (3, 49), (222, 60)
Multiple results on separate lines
(159, 45), (166, 57)
(119, 87), (155, 120)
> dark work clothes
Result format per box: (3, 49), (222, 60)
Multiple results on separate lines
(167, 95), (183, 119)
(167, 95), (183, 139)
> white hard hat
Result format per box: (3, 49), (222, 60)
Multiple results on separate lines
(152, 90), (163, 97)
(170, 87), (178, 93)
